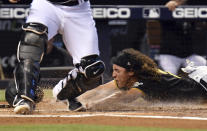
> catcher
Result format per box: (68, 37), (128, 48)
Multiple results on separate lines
(5, 0), (105, 114)
(54, 48), (207, 109)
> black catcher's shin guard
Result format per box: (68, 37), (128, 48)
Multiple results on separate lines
(14, 59), (40, 103)
(5, 23), (47, 113)
(5, 61), (43, 107)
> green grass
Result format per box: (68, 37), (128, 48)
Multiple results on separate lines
(0, 90), (5, 102)
(43, 89), (53, 98)
(0, 89), (53, 102)
(0, 124), (206, 131)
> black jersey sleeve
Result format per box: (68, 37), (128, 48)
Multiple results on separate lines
(135, 72), (207, 102)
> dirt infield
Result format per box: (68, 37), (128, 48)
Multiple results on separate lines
(1, 97), (207, 129)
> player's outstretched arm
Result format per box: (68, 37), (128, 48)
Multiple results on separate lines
(77, 80), (120, 107)
(80, 80), (144, 109)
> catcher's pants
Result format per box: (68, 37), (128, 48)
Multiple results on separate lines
(159, 54), (207, 75)
(26, 0), (99, 64)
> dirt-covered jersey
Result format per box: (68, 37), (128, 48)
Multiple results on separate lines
(134, 70), (207, 101)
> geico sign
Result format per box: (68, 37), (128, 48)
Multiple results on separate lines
(93, 8), (131, 18)
(173, 8), (207, 18)
(0, 8), (29, 19)
(1, 55), (17, 68)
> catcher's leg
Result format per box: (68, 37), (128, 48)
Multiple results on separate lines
(5, 22), (47, 114)
(53, 55), (105, 111)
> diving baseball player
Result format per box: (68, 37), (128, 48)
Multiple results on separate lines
(5, 0), (105, 114)
(78, 49), (207, 110)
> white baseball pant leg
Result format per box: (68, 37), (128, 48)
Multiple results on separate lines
(159, 54), (183, 74)
(184, 54), (207, 67)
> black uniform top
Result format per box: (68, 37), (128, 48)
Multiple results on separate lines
(135, 70), (207, 101)
(90, 0), (169, 5)
(186, 0), (207, 5)
(159, 20), (207, 58)
(159, 0), (207, 57)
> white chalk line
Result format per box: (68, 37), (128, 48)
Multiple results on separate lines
(0, 113), (207, 120)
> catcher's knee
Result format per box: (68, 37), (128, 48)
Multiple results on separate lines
(55, 73), (103, 101)
(53, 55), (105, 101)
(78, 54), (105, 78)
(17, 22), (48, 62)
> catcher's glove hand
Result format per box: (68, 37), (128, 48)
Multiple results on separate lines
(9, 0), (20, 3)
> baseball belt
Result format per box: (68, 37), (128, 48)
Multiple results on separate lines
(49, 0), (89, 6)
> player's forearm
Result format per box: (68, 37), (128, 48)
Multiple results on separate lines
(96, 89), (143, 104)
(9, 0), (20, 3)
(165, 0), (186, 11)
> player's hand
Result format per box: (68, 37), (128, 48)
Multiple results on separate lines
(165, 1), (179, 11)
(9, 0), (20, 3)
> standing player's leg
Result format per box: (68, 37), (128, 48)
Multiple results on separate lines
(53, 1), (105, 111)
(5, 23), (48, 114)
(185, 54), (207, 67)
(53, 55), (105, 111)
(5, 0), (61, 114)
(159, 54), (182, 75)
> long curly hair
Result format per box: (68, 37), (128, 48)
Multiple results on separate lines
(112, 48), (160, 81)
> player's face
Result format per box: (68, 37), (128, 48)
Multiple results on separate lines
(112, 64), (132, 88)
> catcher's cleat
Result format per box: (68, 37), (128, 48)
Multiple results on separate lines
(14, 99), (35, 115)
(69, 99), (85, 112)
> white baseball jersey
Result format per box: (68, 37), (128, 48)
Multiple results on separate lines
(26, 0), (99, 64)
